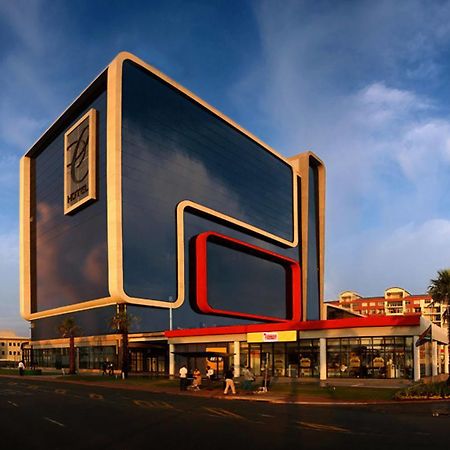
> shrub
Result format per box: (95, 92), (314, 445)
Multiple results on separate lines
(394, 382), (450, 400)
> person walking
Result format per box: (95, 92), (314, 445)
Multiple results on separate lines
(179, 365), (188, 391)
(192, 368), (202, 390)
(18, 360), (25, 376)
(223, 367), (236, 395)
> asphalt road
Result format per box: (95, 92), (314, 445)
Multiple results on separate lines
(0, 376), (448, 450)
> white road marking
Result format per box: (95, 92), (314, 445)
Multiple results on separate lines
(297, 421), (350, 433)
(133, 399), (174, 409)
(89, 393), (103, 400)
(203, 407), (245, 420)
(259, 413), (275, 418)
(55, 389), (67, 395)
(44, 417), (66, 427)
(7, 401), (18, 407)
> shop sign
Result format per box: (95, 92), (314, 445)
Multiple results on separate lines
(247, 330), (296, 343)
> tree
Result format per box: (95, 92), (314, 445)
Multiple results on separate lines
(428, 269), (450, 379)
(58, 317), (81, 375)
(110, 305), (133, 379)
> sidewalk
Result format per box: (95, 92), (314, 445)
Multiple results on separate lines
(0, 372), (412, 405)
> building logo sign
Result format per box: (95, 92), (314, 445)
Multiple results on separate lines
(247, 330), (297, 343)
(64, 109), (97, 214)
(263, 332), (279, 342)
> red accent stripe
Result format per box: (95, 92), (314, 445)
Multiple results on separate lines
(164, 315), (421, 338)
(195, 231), (301, 322)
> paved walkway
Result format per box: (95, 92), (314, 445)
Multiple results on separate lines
(0, 372), (415, 405)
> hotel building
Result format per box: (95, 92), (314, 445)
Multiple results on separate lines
(20, 53), (448, 381)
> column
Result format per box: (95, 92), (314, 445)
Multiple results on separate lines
(432, 341), (438, 377)
(424, 342), (431, 376)
(233, 341), (240, 377)
(169, 343), (175, 377)
(319, 338), (327, 382)
(413, 336), (421, 382)
(444, 345), (449, 375)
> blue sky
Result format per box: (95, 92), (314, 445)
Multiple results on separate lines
(2, 0), (450, 334)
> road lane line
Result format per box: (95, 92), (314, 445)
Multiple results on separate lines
(133, 399), (174, 409)
(89, 393), (104, 400)
(7, 401), (18, 407)
(203, 407), (245, 420)
(55, 389), (67, 395)
(297, 421), (350, 433)
(44, 417), (66, 427)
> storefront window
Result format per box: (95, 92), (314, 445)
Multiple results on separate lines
(299, 340), (319, 377)
(286, 342), (299, 377)
(273, 343), (286, 376)
(326, 337), (411, 379)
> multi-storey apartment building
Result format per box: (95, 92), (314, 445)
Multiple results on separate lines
(328, 287), (447, 329)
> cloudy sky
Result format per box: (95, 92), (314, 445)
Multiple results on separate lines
(2, 0), (450, 334)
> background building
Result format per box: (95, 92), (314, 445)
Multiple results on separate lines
(328, 287), (447, 329)
(0, 330), (28, 367)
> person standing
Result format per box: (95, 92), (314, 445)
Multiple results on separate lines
(206, 365), (214, 381)
(242, 366), (255, 391)
(18, 360), (25, 376)
(223, 367), (236, 395)
(179, 365), (188, 391)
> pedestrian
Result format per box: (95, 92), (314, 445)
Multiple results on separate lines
(18, 360), (25, 376)
(242, 366), (255, 391)
(101, 361), (107, 376)
(223, 367), (236, 395)
(179, 365), (188, 391)
(206, 365), (214, 381)
(192, 368), (202, 390)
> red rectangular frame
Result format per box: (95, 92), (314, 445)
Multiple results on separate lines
(195, 231), (301, 323)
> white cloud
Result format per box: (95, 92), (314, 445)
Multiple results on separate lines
(245, 1), (450, 299)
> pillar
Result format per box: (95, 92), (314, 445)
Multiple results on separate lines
(413, 336), (421, 382)
(424, 342), (431, 376)
(319, 338), (327, 382)
(432, 341), (438, 376)
(233, 341), (240, 377)
(444, 345), (449, 375)
(169, 343), (175, 377)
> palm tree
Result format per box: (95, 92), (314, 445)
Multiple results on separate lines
(58, 317), (80, 375)
(110, 305), (133, 379)
(428, 269), (450, 379)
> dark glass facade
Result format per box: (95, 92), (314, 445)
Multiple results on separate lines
(31, 90), (109, 312)
(121, 60), (296, 323)
(306, 160), (320, 320)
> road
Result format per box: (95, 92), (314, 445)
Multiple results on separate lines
(0, 376), (448, 450)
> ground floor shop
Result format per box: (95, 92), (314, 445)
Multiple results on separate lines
(26, 316), (449, 382)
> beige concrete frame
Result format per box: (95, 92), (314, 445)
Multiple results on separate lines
(107, 52), (299, 309)
(288, 152), (326, 320)
(20, 51), (323, 320)
(64, 108), (97, 215)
